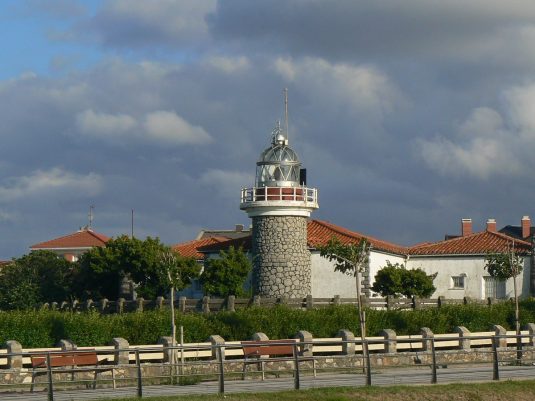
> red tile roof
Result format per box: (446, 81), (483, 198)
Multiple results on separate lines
(172, 237), (230, 259)
(196, 220), (408, 256)
(30, 229), (110, 250)
(307, 220), (408, 255)
(409, 231), (532, 256)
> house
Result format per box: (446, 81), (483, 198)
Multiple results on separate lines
(30, 227), (110, 262)
(175, 217), (533, 300)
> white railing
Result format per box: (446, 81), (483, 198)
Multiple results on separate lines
(240, 186), (318, 206)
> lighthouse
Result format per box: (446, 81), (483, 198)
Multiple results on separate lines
(240, 93), (319, 298)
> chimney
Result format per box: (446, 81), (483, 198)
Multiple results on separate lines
(522, 216), (531, 238)
(486, 218), (496, 232)
(461, 218), (472, 236)
(235, 224), (244, 232)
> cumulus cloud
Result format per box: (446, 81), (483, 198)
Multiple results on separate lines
(199, 169), (253, 199)
(144, 111), (213, 145)
(203, 56), (250, 74)
(76, 109), (137, 136)
(83, 0), (216, 48)
(417, 90), (535, 179)
(0, 168), (102, 202)
(273, 57), (404, 121)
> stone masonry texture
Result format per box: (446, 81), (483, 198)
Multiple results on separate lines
(251, 215), (311, 297)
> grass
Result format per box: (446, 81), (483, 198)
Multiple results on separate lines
(100, 380), (535, 401)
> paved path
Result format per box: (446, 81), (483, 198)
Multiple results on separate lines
(3, 363), (535, 400)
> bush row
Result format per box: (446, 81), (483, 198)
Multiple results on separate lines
(2, 300), (535, 348)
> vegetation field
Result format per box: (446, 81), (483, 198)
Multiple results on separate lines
(2, 299), (535, 347)
(103, 380), (535, 401)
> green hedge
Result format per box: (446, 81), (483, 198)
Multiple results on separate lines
(2, 300), (535, 348)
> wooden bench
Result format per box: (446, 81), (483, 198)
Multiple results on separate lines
(241, 339), (316, 380)
(30, 351), (116, 391)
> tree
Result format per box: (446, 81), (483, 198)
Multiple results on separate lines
(318, 237), (370, 339)
(371, 261), (436, 298)
(200, 246), (251, 297)
(75, 236), (199, 300)
(485, 246), (523, 358)
(0, 251), (73, 309)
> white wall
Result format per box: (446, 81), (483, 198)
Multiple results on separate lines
(407, 255), (531, 300)
(310, 250), (405, 298)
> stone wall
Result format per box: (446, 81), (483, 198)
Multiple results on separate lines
(251, 215), (311, 297)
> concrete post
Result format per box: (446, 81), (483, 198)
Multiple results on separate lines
(453, 326), (472, 351)
(420, 327), (434, 352)
(84, 299), (93, 311)
(524, 323), (535, 346)
(100, 298), (108, 313)
(493, 325), (507, 348)
(306, 294), (314, 310)
(209, 335), (225, 360)
(179, 296), (187, 313)
(227, 295), (236, 312)
(136, 297), (144, 312)
(253, 295), (261, 306)
(58, 339), (77, 351)
(202, 296), (210, 313)
(116, 298), (125, 313)
(111, 338), (130, 365)
(4, 341), (22, 369)
(333, 295), (341, 306)
(463, 297), (471, 305)
(158, 336), (174, 363)
(51, 301), (58, 310)
(295, 330), (313, 356)
(386, 295), (394, 310)
(156, 296), (164, 310)
(454, 326), (471, 351)
(380, 329), (397, 353)
(412, 296), (421, 310)
(337, 329), (355, 355)
(437, 296), (445, 307)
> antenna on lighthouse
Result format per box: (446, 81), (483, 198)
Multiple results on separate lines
(283, 88), (289, 143)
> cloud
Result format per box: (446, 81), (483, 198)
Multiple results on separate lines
(144, 111), (213, 145)
(417, 100), (531, 179)
(199, 169), (253, 199)
(76, 109), (137, 136)
(0, 168), (102, 202)
(83, 0), (217, 49)
(203, 56), (250, 74)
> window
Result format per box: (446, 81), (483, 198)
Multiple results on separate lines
(451, 275), (465, 289)
(484, 276), (506, 299)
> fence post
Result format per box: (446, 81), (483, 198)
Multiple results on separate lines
(364, 340), (371, 386)
(454, 326), (471, 351)
(111, 337), (130, 365)
(306, 294), (314, 310)
(156, 296), (164, 310)
(493, 325), (507, 348)
(492, 336), (500, 381)
(4, 340), (22, 369)
(46, 352), (54, 401)
(293, 342), (300, 390)
(430, 338), (437, 384)
(412, 296), (421, 310)
(227, 295), (236, 312)
(420, 327), (434, 352)
(386, 295), (393, 311)
(253, 295), (261, 306)
(136, 349), (143, 397)
(295, 330), (313, 356)
(437, 296), (445, 308)
(333, 295), (341, 306)
(136, 297), (144, 312)
(337, 329), (355, 355)
(380, 329), (397, 353)
(116, 298), (125, 313)
(209, 335), (225, 361)
(179, 296), (186, 313)
(202, 296), (210, 313)
(100, 298), (108, 313)
(524, 323), (535, 346)
(217, 345), (225, 394)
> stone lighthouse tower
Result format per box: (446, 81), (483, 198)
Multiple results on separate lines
(240, 97), (319, 298)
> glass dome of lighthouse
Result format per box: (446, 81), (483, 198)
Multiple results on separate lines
(255, 121), (301, 188)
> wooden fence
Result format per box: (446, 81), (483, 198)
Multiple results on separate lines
(36, 295), (508, 314)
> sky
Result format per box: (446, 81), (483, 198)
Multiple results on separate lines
(2, 0), (535, 260)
